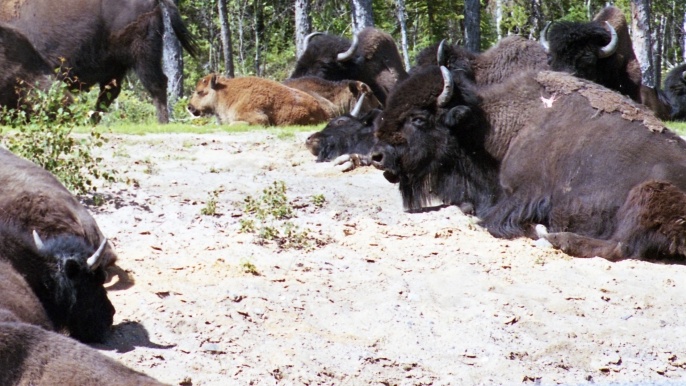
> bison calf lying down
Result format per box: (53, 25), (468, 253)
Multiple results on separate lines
(0, 260), (52, 329)
(189, 74), (329, 126)
(372, 65), (686, 262)
(282, 76), (381, 117)
(0, 221), (114, 343)
(0, 322), (166, 386)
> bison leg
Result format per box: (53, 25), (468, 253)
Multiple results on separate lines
(134, 60), (170, 124)
(535, 225), (624, 261)
(93, 78), (123, 123)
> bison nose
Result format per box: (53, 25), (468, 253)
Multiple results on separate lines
(187, 105), (199, 116)
(371, 150), (384, 165)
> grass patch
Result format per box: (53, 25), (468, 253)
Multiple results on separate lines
(666, 121), (686, 136)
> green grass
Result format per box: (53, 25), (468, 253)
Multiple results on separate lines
(666, 121), (686, 136)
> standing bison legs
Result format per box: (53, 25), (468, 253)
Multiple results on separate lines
(536, 181), (686, 261)
(134, 56), (170, 124)
(93, 78), (123, 123)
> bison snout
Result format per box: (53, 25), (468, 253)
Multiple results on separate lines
(187, 104), (200, 116)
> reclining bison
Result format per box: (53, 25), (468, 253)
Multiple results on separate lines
(282, 76), (381, 117)
(0, 260), (52, 329)
(0, 322), (166, 385)
(372, 65), (686, 261)
(665, 63), (686, 121)
(290, 27), (408, 105)
(188, 74), (331, 126)
(1, 0), (198, 123)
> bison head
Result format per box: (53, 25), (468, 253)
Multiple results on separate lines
(188, 74), (222, 117)
(665, 63), (686, 120)
(34, 231), (115, 343)
(540, 20), (618, 82)
(411, 40), (476, 82)
(290, 33), (359, 81)
(371, 65), (492, 211)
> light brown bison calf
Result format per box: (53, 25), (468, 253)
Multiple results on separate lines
(188, 74), (329, 126)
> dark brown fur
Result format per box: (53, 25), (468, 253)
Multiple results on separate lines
(0, 260), (52, 329)
(0, 322), (166, 385)
(1, 0), (198, 123)
(665, 63), (686, 121)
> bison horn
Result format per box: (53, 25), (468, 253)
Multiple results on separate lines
(539, 22), (551, 52)
(598, 21), (618, 58)
(87, 238), (108, 271)
(681, 69), (686, 82)
(302, 32), (323, 54)
(437, 39), (448, 66)
(350, 94), (365, 118)
(437, 66), (454, 107)
(32, 230), (45, 251)
(337, 35), (358, 62)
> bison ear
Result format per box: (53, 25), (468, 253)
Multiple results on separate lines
(210, 74), (219, 90)
(442, 105), (472, 127)
(362, 108), (382, 126)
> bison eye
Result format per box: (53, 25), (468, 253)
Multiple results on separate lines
(197, 91), (207, 97)
(411, 116), (427, 129)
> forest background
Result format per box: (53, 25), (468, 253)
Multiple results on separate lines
(126, 0), (686, 122)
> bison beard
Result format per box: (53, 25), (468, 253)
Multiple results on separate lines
(373, 65), (686, 262)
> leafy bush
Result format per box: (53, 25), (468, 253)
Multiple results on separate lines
(0, 73), (115, 195)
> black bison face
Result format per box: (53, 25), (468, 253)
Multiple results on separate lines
(37, 232), (115, 343)
(306, 107), (381, 162)
(411, 40), (476, 81)
(541, 20), (618, 82)
(371, 66), (479, 210)
(290, 33), (358, 81)
(665, 64), (686, 121)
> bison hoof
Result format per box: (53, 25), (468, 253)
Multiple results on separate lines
(535, 224), (549, 238)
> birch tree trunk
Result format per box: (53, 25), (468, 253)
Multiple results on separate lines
(162, 0), (183, 121)
(217, 0), (234, 77)
(395, 0), (411, 70)
(464, 0), (480, 51)
(632, 0), (655, 88)
(683, 10), (686, 62)
(294, 0), (312, 58)
(351, 0), (374, 35)
(495, 0), (503, 40)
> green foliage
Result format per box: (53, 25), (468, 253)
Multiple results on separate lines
(0, 75), (115, 195)
(239, 257), (260, 275)
(201, 187), (222, 216)
(240, 181), (313, 250)
(311, 194), (326, 208)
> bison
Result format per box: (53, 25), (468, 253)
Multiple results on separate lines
(0, 260), (52, 329)
(640, 85), (672, 121)
(0, 322), (166, 385)
(0, 220), (115, 343)
(188, 74), (330, 126)
(0, 0), (198, 123)
(282, 76), (381, 117)
(540, 6), (642, 103)
(0, 147), (117, 269)
(0, 23), (55, 110)
(371, 65), (686, 262)
(290, 27), (408, 105)
(665, 63), (686, 121)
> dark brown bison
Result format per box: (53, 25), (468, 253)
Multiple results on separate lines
(0, 0), (198, 123)
(540, 6), (642, 102)
(0, 220), (115, 343)
(0, 260), (52, 329)
(0, 322), (166, 385)
(413, 36), (549, 86)
(290, 27), (408, 105)
(188, 74), (329, 126)
(371, 65), (686, 261)
(0, 148), (117, 268)
(0, 23), (54, 109)
(665, 63), (686, 121)
(282, 76), (381, 117)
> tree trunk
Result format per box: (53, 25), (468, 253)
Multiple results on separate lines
(351, 0), (374, 35)
(217, 0), (234, 77)
(652, 15), (664, 88)
(162, 0), (183, 120)
(253, 0), (264, 76)
(632, 0), (655, 88)
(464, 0), (480, 51)
(529, 0), (543, 40)
(294, 0), (312, 58)
(683, 9), (686, 62)
(495, 0), (503, 40)
(395, 0), (410, 70)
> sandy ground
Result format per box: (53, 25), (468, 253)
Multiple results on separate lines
(85, 130), (686, 386)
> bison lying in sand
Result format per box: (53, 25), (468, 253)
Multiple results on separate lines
(0, 322), (166, 385)
(188, 74), (330, 126)
(0, 260), (52, 329)
(372, 65), (686, 261)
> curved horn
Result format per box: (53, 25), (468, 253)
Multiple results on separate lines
(337, 35), (358, 62)
(32, 230), (45, 251)
(437, 66), (454, 107)
(350, 94), (365, 117)
(598, 21), (618, 58)
(539, 21), (551, 52)
(87, 238), (108, 271)
(681, 69), (686, 82)
(302, 32), (323, 53)
(437, 39), (448, 66)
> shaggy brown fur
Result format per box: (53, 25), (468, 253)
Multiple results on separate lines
(0, 260), (52, 329)
(188, 74), (330, 126)
(0, 148), (116, 268)
(0, 322), (167, 385)
(282, 76), (381, 117)
(471, 36), (550, 85)
(373, 66), (686, 261)
(1, 0), (197, 123)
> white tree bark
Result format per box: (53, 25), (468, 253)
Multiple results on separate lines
(395, 0), (411, 70)
(351, 0), (374, 35)
(495, 0), (503, 40)
(464, 0), (480, 51)
(217, 0), (234, 77)
(632, 0), (655, 88)
(162, 0), (183, 119)
(294, 0), (312, 58)
(683, 10), (686, 62)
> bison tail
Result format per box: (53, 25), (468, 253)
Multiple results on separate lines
(159, 0), (200, 58)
